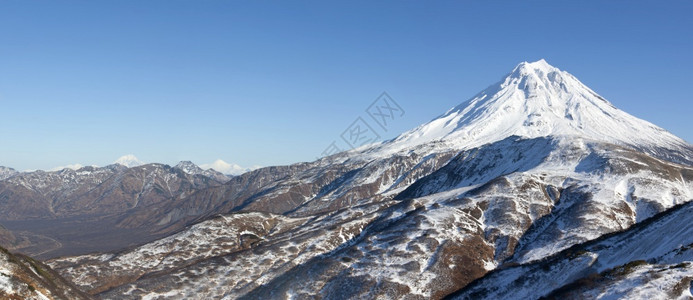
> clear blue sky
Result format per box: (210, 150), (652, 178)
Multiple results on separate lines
(1, 1), (691, 171)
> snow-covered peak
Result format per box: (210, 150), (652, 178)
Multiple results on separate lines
(0, 166), (18, 180)
(369, 59), (690, 159)
(199, 159), (260, 176)
(174, 161), (204, 175)
(50, 164), (86, 171)
(509, 59), (556, 77)
(114, 154), (144, 168)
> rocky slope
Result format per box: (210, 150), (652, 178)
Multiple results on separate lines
(46, 60), (693, 299)
(0, 246), (91, 299)
(0, 167), (18, 181)
(448, 201), (693, 299)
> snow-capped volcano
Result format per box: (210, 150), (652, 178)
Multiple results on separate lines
(375, 59), (689, 162)
(113, 154), (144, 167)
(199, 159), (259, 176)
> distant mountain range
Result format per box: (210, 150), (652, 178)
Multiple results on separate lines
(1, 60), (691, 299)
(0, 161), (230, 258)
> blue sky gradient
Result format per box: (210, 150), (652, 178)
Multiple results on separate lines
(1, 1), (691, 171)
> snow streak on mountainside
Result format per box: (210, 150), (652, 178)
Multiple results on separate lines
(44, 60), (693, 299)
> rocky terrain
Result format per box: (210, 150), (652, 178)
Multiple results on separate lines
(449, 200), (693, 299)
(40, 60), (693, 299)
(0, 167), (18, 181)
(0, 246), (91, 299)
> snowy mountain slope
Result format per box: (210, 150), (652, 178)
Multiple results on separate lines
(394, 136), (693, 263)
(49, 201), (394, 297)
(0, 246), (91, 299)
(238, 143), (691, 299)
(547, 262), (693, 300)
(47, 137), (693, 299)
(48, 212), (310, 294)
(0, 166), (18, 180)
(448, 200), (693, 299)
